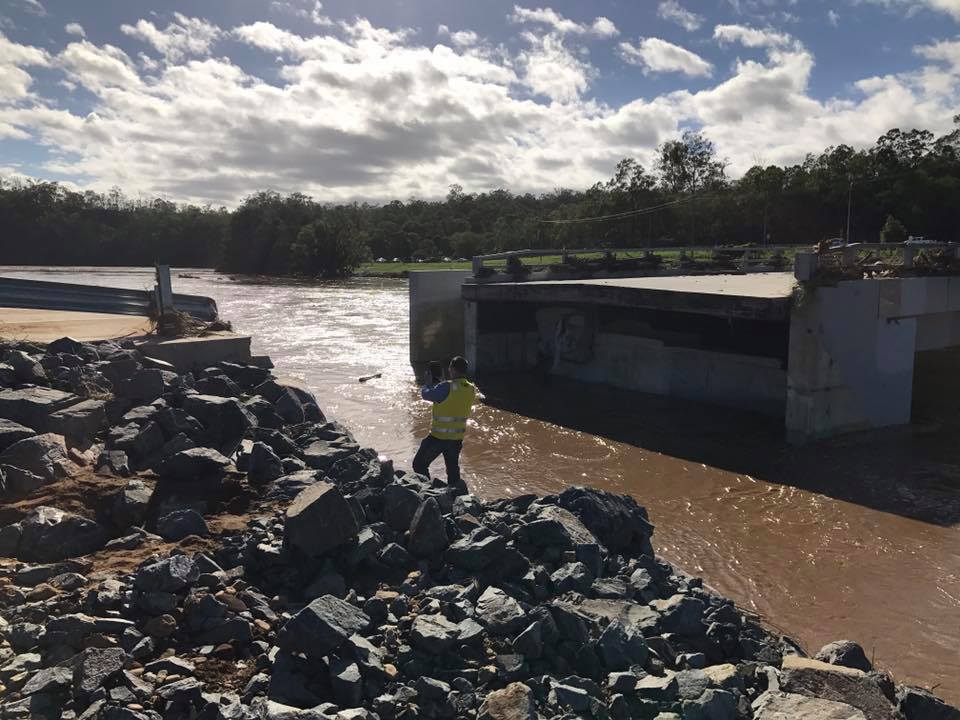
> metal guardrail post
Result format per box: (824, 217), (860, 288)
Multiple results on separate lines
(155, 265), (174, 315)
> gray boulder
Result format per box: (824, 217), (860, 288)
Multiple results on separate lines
(159, 446), (231, 481)
(410, 613), (461, 655)
(277, 595), (370, 659)
(407, 498), (448, 556)
(110, 479), (152, 528)
(815, 640), (873, 672)
(134, 554), (199, 593)
(284, 481), (358, 556)
(557, 486), (655, 553)
(118, 368), (167, 402)
(476, 587), (527, 636)
(248, 441), (283, 484)
(73, 647), (127, 700)
(780, 656), (899, 720)
(598, 619), (649, 671)
(0, 464), (44, 497)
(156, 509), (209, 541)
(183, 394), (256, 456)
(45, 399), (106, 442)
(0, 432), (71, 482)
(17, 506), (107, 562)
(0, 386), (77, 430)
(896, 686), (960, 720)
(7, 350), (46, 383)
(753, 691), (867, 719)
(383, 483), (421, 531)
(0, 418), (35, 453)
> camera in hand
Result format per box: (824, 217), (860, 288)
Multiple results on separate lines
(429, 360), (444, 384)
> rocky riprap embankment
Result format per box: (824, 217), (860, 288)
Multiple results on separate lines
(0, 336), (957, 720)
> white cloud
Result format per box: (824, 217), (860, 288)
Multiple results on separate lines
(509, 5), (619, 37)
(3, 13), (959, 207)
(438, 25), (480, 48)
(0, 32), (49, 106)
(828, 10), (840, 26)
(856, 0), (960, 20)
(120, 13), (222, 62)
(915, 37), (960, 70)
(65, 22), (86, 37)
(19, 0), (46, 17)
(714, 24), (794, 49)
(657, 0), (704, 31)
(619, 37), (713, 77)
(517, 31), (593, 102)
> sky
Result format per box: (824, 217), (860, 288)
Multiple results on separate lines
(1, 0), (959, 206)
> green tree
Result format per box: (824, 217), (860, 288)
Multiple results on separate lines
(880, 214), (907, 244)
(291, 219), (367, 277)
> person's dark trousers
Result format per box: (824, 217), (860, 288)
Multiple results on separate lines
(412, 434), (467, 493)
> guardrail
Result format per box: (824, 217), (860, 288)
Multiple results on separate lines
(470, 245), (797, 280)
(795, 242), (960, 281)
(0, 277), (218, 320)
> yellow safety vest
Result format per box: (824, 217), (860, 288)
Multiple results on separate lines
(431, 378), (476, 441)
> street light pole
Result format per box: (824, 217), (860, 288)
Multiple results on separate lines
(845, 178), (853, 244)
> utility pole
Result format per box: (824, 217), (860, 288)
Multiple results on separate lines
(845, 177), (853, 244)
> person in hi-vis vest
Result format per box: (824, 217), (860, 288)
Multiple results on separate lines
(413, 355), (477, 493)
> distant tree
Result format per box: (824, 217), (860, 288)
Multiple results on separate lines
(291, 218), (367, 277)
(880, 214), (907, 244)
(656, 131), (727, 194)
(449, 230), (489, 258)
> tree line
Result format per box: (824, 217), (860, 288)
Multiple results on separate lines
(2, 119), (958, 277)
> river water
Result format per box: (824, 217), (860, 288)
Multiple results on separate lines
(3, 267), (959, 702)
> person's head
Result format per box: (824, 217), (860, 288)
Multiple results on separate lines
(449, 356), (468, 378)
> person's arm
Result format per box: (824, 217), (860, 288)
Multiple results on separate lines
(421, 380), (450, 403)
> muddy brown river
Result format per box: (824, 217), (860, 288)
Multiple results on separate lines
(4, 267), (959, 703)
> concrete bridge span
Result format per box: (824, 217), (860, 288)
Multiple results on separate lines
(409, 249), (960, 443)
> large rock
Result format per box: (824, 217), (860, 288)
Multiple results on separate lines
(382, 484), (421, 531)
(753, 690), (867, 719)
(896, 686), (960, 720)
(597, 619), (649, 671)
(134, 554), (199, 593)
(108, 421), (165, 462)
(476, 587), (527, 636)
(780, 656), (899, 720)
(110, 479), (153, 528)
(557, 486), (654, 552)
(117, 368), (167, 402)
(277, 595), (369, 659)
(159, 447), (231, 481)
(0, 432), (71, 482)
(73, 647), (127, 700)
(6, 350), (46, 383)
(284, 481), (359, 556)
(815, 640), (873, 672)
(407, 498), (448, 556)
(0, 418), (35, 453)
(0, 387), (77, 430)
(479, 682), (536, 720)
(183, 394), (256, 456)
(17, 506), (108, 562)
(0, 464), (44, 497)
(410, 613), (461, 655)
(519, 504), (597, 547)
(248, 441), (283, 484)
(156, 509), (209, 541)
(45, 399), (106, 441)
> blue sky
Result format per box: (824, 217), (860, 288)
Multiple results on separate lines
(1, 0), (959, 205)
